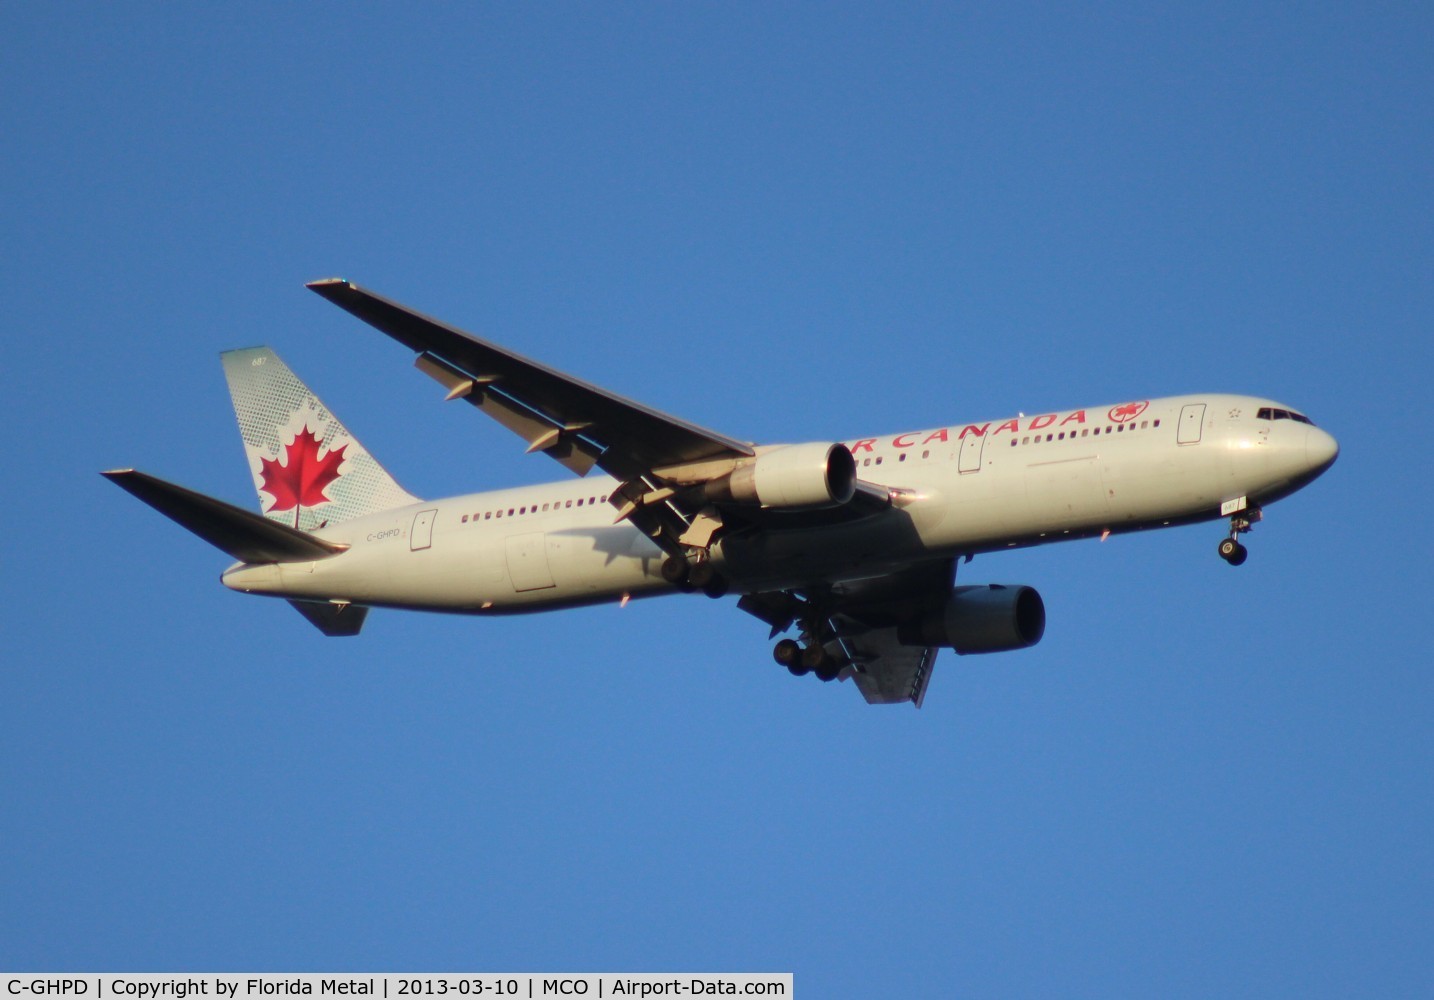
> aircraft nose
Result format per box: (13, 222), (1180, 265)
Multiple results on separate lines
(1305, 426), (1339, 474)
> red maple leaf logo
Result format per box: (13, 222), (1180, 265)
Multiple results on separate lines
(258, 426), (347, 526)
(1107, 401), (1149, 423)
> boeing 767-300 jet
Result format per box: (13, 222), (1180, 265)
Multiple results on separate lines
(105, 280), (1339, 706)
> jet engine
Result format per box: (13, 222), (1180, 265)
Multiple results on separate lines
(897, 584), (1046, 654)
(705, 442), (857, 508)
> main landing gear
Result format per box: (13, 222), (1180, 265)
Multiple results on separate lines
(771, 637), (842, 682)
(661, 551), (729, 598)
(1218, 504), (1262, 566)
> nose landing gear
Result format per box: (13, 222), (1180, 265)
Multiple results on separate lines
(1218, 504), (1262, 566)
(1218, 536), (1248, 566)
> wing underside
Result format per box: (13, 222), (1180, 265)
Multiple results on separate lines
(830, 621), (939, 707)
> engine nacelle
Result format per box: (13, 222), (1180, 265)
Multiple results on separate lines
(898, 584), (1046, 654)
(714, 442), (857, 508)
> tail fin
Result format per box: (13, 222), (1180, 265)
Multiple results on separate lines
(222, 347), (419, 531)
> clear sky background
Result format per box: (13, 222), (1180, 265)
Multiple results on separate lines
(3, 4), (1430, 996)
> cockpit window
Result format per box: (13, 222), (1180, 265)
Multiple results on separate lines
(1256, 407), (1315, 426)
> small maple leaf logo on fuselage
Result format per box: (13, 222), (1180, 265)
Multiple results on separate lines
(1107, 401), (1149, 424)
(259, 426), (348, 527)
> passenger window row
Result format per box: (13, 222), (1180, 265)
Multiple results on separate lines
(862, 451), (933, 467)
(462, 494), (610, 524)
(1008, 419), (1160, 447)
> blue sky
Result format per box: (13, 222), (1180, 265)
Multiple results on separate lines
(3, 3), (1430, 995)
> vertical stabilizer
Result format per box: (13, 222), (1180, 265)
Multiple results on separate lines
(222, 347), (419, 530)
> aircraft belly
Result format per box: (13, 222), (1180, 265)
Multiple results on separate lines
(718, 514), (929, 591)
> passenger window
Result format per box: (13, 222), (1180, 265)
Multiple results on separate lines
(565, 500), (573, 509)
(577, 498), (584, 507)
(922, 450), (930, 459)
(874, 456), (883, 465)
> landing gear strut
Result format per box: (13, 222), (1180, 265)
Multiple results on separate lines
(1218, 505), (1261, 566)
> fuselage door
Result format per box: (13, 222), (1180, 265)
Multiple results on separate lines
(410, 508), (438, 551)
(958, 431), (986, 473)
(506, 532), (557, 592)
(1177, 403), (1206, 445)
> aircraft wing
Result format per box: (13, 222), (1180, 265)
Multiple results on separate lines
(306, 279), (755, 480)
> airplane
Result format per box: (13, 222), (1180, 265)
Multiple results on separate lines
(104, 279), (1340, 707)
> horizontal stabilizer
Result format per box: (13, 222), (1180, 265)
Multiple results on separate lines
(101, 469), (348, 564)
(288, 600), (368, 636)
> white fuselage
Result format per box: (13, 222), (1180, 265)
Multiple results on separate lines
(221, 394), (1338, 613)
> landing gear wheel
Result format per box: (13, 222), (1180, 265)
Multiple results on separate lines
(688, 560), (715, 588)
(800, 644), (828, 671)
(661, 554), (689, 584)
(814, 660), (841, 682)
(1218, 538), (1248, 565)
(701, 574), (729, 599)
(773, 639), (806, 675)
